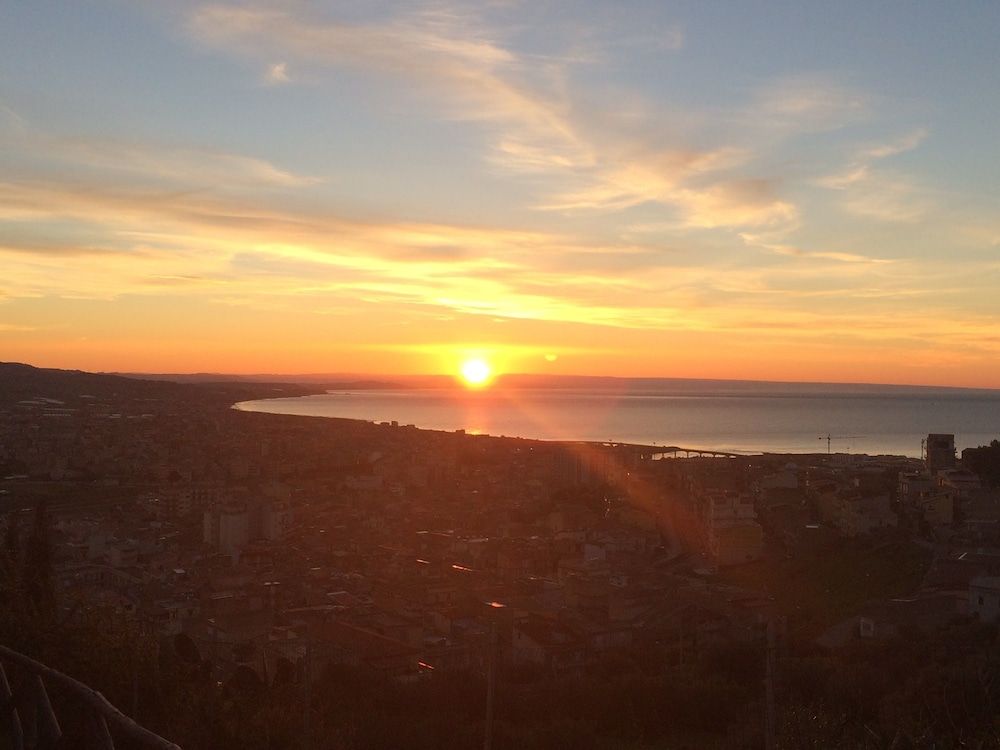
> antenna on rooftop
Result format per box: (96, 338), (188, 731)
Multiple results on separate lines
(818, 434), (865, 454)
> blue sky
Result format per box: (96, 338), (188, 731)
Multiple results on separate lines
(1, 1), (999, 385)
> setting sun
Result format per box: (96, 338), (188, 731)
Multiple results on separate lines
(460, 358), (493, 388)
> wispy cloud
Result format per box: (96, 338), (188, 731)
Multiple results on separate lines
(0, 166), (943, 334)
(739, 233), (893, 264)
(754, 75), (869, 132)
(5, 3), (990, 378)
(0, 101), (27, 132)
(819, 128), (931, 222)
(263, 61), (290, 85)
(820, 129), (927, 189)
(3, 157), (998, 369)
(0, 111), (318, 190)
(184, 3), (809, 235)
(839, 175), (931, 223)
(862, 129), (928, 160)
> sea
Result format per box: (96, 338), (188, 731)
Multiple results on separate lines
(233, 380), (1000, 458)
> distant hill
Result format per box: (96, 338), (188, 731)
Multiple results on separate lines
(122, 373), (997, 397)
(6, 362), (997, 399)
(0, 362), (320, 405)
(117, 371), (409, 389)
(488, 374), (1000, 397)
(118, 369), (1000, 396)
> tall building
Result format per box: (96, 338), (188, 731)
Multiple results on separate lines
(262, 502), (293, 540)
(926, 433), (956, 474)
(203, 492), (291, 561)
(218, 504), (250, 559)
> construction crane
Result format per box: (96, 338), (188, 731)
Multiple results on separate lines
(818, 434), (865, 454)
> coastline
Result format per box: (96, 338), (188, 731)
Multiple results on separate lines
(231, 395), (942, 459)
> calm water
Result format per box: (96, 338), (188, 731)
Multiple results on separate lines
(234, 386), (1000, 457)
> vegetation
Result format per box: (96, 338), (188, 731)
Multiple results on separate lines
(0, 504), (992, 749)
(718, 537), (932, 636)
(5, 585), (1000, 750)
(23, 500), (54, 615)
(777, 621), (1000, 748)
(962, 440), (1000, 489)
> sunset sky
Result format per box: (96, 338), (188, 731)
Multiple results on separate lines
(2, 2), (1000, 386)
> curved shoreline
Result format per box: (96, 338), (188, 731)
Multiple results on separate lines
(230, 391), (952, 458)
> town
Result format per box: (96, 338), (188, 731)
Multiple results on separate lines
(2, 363), (1000, 748)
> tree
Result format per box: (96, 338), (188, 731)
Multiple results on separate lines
(173, 632), (202, 664)
(0, 515), (19, 603)
(962, 441), (1000, 488)
(232, 640), (257, 663)
(23, 499), (54, 615)
(3, 515), (18, 557)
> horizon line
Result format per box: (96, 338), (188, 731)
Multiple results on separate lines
(6, 361), (999, 394)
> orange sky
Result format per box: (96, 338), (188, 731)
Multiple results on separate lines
(3, 3), (1000, 388)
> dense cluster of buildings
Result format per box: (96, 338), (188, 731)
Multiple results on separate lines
(898, 434), (1000, 537)
(3, 372), (1000, 687)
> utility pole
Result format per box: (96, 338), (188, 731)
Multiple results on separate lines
(132, 659), (139, 720)
(678, 617), (684, 666)
(303, 638), (312, 750)
(483, 601), (505, 750)
(211, 618), (218, 683)
(484, 619), (497, 750)
(763, 619), (777, 750)
(819, 434), (864, 454)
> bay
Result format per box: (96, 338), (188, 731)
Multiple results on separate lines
(234, 383), (1000, 457)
